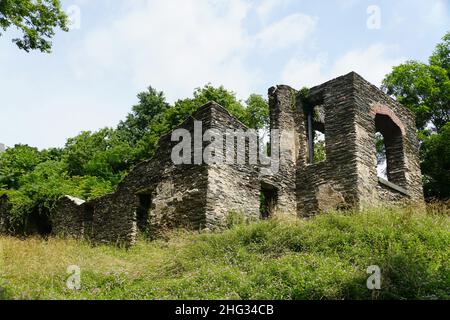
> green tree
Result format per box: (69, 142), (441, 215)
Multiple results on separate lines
(420, 123), (450, 199)
(0, 144), (42, 189)
(245, 94), (269, 129)
(3, 159), (114, 233)
(167, 84), (269, 130)
(382, 32), (450, 132)
(63, 128), (137, 183)
(117, 87), (170, 145)
(167, 84), (248, 127)
(0, 0), (68, 52)
(382, 32), (450, 200)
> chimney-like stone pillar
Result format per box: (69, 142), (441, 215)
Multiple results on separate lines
(267, 85), (304, 215)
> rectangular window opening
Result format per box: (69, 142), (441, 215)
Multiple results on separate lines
(307, 105), (326, 164)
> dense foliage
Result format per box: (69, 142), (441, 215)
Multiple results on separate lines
(0, 85), (268, 233)
(0, 0), (68, 52)
(382, 32), (450, 200)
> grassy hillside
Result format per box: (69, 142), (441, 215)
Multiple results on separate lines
(0, 206), (449, 300)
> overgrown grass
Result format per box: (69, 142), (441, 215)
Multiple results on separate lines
(0, 206), (449, 300)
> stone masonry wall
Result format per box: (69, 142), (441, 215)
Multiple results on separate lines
(266, 85), (302, 215)
(89, 192), (137, 245)
(377, 182), (409, 204)
(351, 73), (424, 206)
(51, 196), (86, 238)
(295, 72), (423, 215)
(87, 106), (212, 245)
(205, 105), (261, 228)
(296, 73), (362, 215)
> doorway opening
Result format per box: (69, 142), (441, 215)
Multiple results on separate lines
(137, 193), (152, 232)
(260, 183), (278, 219)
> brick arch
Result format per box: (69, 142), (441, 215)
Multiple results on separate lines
(370, 103), (406, 136)
(370, 103), (407, 188)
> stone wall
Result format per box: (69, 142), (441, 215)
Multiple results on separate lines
(267, 85), (302, 215)
(296, 73), (361, 215)
(89, 192), (137, 245)
(377, 179), (410, 204)
(351, 72), (424, 206)
(51, 196), (86, 238)
(295, 72), (423, 215)
(204, 105), (261, 227)
(85, 105), (212, 244)
(81, 102), (271, 243)
(49, 72), (424, 246)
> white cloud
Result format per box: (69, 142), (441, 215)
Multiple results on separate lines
(255, 13), (317, 50)
(281, 44), (405, 88)
(255, 0), (292, 23)
(70, 0), (255, 101)
(335, 0), (359, 10)
(70, 0), (317, 101)
(332, 44), (404, 85)
(424, 0), (450, 28)
(280, 53), (328, 88)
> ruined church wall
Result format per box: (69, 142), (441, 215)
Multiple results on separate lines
(266, 85), (302, 215)
(144, 163), (209, 234)
(294, 72), (423, 215)
(206, 164), (260, 228)
(204, 105), (260, 227)
(377, 182), (410, 204)
(296, 73), (361, 215)
(51, 197), (85, 238)
(351, 73), (424, 206)
(90, 192), (137, 245)
(140, 106), (211, 231)
(88, 106), (215, 244)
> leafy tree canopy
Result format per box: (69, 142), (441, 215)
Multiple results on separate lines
(383, 32), (450, 200)
(0, 144), (43, 189)
(0, 0), (68, 52)
(420, 123), (450, 199)
(382, 32), (450, 132)
(117, 87), (170, 145)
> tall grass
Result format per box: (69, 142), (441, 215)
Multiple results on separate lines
(0, 206), (448, 300)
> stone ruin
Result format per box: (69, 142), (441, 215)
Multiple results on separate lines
(0, 73), (424, 246)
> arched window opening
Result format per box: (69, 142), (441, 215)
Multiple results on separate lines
(374, 113), (406, 187)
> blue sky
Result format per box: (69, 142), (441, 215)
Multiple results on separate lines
(0, 0), (449, 149)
